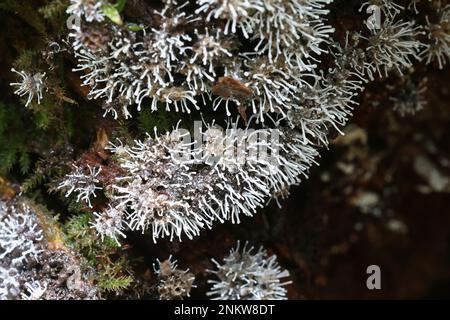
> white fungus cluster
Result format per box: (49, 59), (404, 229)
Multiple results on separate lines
(58, 0), (439, 243)
(153, 256), (195, 300)
(57, 163), (103, 208)
(362, 19), (423, 77)
(67, 0), (106, 23)
(0, 202), (43, 299)
(68, 0), (334, 121)
(9, 68), (46, 107)
(197, 0), (335, 67)
(59, 120), (320, 242)
(0, 199), (99, 300)
(91, 206), (126, 245)
(207, 241), (291, 300)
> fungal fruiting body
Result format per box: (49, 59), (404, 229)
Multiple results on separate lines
(10, 69), (46, 107)
(207, 241), (291, 300)
(153, 256), (196, 300)
(57, 164), (103, 208)
(57, 0), (433, 243)
(58, 121), (319, 242)
(0, 199), (99, 300)
(67, 0), (334, 121)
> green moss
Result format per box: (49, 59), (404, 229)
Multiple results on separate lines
(138, 107), (173, 134)
(0, 101), (32, 174)
(64, 212), (134, 295)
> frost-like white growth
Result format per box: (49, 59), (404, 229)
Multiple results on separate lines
(70, 2), (202, 117)
(0, 199), (100, 300)
(57, 164), (103, 208)
(0, 204), (43, 267)
(196, 0), (265, 36)
(207, 241), (291, 300)
(61, 0), (440, 243)
(68, 0), (334, 122)
(91, 206), (126, 244)
(10, 69), (46, 107)
(102, 121), (321, 242)
(330, 33), (375, 81)
(408, 0), (421, 14)
(182, 28), (234, 92)
(109, 127), (264, 241)
(251, 0), (334, 69)
(153, 256), (195, 300)
(150, 2), (194, 67)
(362, 19), (423, 77)
(196, 0), (334, 68)
(67, 0), (105, 22)
(240, 57), (313, 121)
(0, 202), (44, 300)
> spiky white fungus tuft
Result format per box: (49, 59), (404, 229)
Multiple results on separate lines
(0, 204), (43, 267)
(362, 19), (423, 77)
(60, 0), (436, 242)
(67, 0), (334, 122)
(57, 164), (103, 208)
(10, 69), (46, 107)
(207, 241), (292, 300)
(196, 0), (265, 36)
(67, 0), (105, 23)
(91, 206), (127, 245)
(0, 199), (100, 300)
(98, 120), (322, 242)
